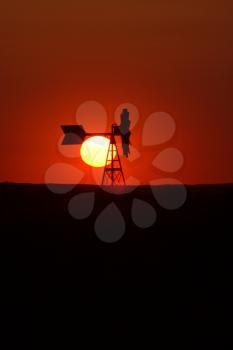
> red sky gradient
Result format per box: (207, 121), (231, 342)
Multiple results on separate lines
(1, 1), (233, 184)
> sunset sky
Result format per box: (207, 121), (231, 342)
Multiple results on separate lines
(1, 0), (233, 184)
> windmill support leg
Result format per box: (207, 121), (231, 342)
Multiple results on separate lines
(102, 135), (126, 186)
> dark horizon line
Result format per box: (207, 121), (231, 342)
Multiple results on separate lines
(1, 181), (233, 187)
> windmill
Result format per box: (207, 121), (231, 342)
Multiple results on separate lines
(61, 108), (131, 186)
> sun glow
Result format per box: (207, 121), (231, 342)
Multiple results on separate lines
(80, 136), (116, 167)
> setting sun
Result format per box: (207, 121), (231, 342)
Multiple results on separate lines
(80, 136), (116, 167)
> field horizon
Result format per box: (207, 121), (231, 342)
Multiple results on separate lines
(1, 182), (232, 344)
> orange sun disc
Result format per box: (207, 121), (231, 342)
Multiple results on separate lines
(80, 136), (116, 167)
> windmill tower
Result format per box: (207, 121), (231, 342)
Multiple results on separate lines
(61, 108), (131, 186)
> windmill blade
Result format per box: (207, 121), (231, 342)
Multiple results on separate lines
(119, 109), (131, 157)
(112, 109), (131, 157)
(119, 108), (131, 135)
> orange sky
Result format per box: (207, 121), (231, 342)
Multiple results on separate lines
(1, 0), (233, 184)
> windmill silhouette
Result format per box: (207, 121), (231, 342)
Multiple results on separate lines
(61, 108), (131, 186)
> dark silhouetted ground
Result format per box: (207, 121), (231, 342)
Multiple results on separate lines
(1, 183), (232, 346)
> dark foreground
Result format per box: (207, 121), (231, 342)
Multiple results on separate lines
(1, 183), (232, 345)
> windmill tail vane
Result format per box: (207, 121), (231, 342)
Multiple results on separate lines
(60, 108), (131, 186)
